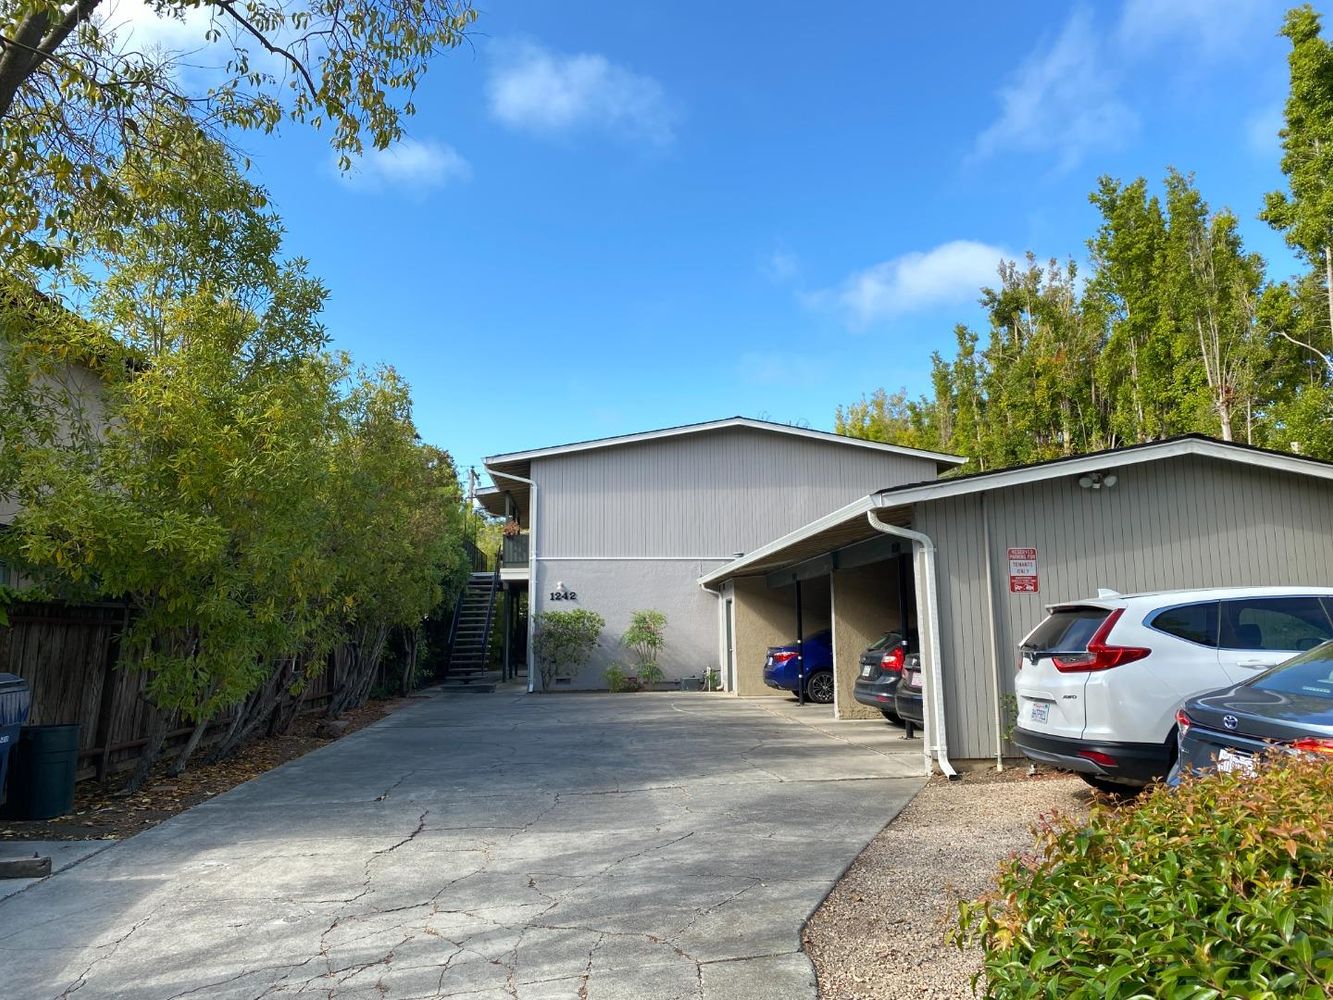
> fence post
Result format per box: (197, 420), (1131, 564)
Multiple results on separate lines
(93, 607), (129, 783)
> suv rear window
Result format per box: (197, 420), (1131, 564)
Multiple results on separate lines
(1021, 607), (1110, 653)
(1251, 643), (1333, 701)
(1219, 597), (1333, 652)
(866, 632), (903, 651)
(1149, 602), (1219, 647)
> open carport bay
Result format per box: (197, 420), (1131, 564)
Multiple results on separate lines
(0, 692), (923, 1000)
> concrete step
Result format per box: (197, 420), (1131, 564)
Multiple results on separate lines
(437, 681), (497, 694)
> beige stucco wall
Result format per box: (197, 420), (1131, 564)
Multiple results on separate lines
(831, 560), (904, 720)
(732, 576), (832, 697)
(733, 577), (795, 697)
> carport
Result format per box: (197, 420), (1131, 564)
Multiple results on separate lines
(702, 436), (1333, 776)
(707, 503), (917, 710)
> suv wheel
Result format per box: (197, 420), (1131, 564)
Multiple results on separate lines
(805, 671), (834, 704)
(880, 708), (903, 725)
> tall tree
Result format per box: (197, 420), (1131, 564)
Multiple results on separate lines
(1262, 4), (1333, 357)
(1161, 171), (1267, 443)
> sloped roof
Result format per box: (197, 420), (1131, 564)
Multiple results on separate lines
(483, 416), (965, 483)
(698, 435), (1333, 587)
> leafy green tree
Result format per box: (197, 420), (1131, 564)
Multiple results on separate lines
(1160, 170), (1268, 442)
(2, 128), (470, 784)
(834, 388), (941, 453)
(622, 609), (667, 677)
(0, 0), (476, 266)
(1262, 4), (1333, 354)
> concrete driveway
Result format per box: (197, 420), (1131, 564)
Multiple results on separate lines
(0, 692), (925, 999)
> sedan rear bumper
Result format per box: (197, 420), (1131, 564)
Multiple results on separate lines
(852, 680), (898, 708)
(1012, 728), (1172, 783)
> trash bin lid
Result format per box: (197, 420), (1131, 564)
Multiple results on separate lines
(0, 674), (29, 696)
(0, 674), (32, 727)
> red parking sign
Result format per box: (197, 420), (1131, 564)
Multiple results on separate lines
(1008, 547), (1038, 593)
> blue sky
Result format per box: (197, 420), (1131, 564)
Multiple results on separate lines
(230, 1), (1308, 479)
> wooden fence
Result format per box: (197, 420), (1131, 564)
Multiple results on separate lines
(0, 601), (345, 783)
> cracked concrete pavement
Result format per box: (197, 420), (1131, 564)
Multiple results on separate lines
(0, 691), (925, 999)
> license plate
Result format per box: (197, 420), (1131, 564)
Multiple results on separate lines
(1217, 748), (1256, 777)
(860, 665), (872, 678)
(1029, 701), (1050, 724)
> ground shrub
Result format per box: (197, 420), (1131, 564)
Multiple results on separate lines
(958, 753), (1333, 999)
(532, 609), (604, 690)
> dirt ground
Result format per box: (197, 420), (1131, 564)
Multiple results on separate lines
(0, 695), (413, 842)
(804, 767), (1094, 1000)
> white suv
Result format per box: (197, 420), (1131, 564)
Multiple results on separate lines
(1013, 586), (1333, 791)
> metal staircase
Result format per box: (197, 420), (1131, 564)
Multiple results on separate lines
(443, 565), (500, 693)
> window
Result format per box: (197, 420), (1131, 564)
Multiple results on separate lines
(1149, 602), (1219, 647)
(866, 631), (904, 651)
(1219, 597), (1333, 652)
(1022, 608), (1110, 653)
(1252, 643), (1333, 700)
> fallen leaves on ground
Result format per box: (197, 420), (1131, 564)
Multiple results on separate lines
(0, 696), (413, 842)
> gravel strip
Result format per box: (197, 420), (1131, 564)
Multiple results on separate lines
(804, 770), (1091, 999)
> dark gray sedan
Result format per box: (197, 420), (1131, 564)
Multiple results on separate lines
(1171, 641), (1333, 782)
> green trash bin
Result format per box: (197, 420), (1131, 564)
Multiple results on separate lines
(0, 723), (80, 820)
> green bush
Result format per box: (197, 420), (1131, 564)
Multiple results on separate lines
(958, 753), (1333, 999)
(533, 609), (604, 691)
(604, 663), (628, 693)
(622, 609), (667, 678)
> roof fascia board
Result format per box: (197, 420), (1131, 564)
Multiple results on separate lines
(870, 438), (1333, 511)
(485, 417), (965, 467)
(698, 494), (876, 588)
(700, 437), (1333, 590)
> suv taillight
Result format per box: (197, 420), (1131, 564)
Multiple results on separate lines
(880, 646), (906, 672)
(1052, 609), (1150, 673)
(1175, 708), (1192, 734)
(1292, 737), (1333, 756)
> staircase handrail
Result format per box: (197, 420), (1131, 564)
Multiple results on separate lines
(479, 554), (501, 680)
(443, 580), (466, 677)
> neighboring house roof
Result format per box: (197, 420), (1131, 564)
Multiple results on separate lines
(483, 415), (965, 480)
(698, 435), (1333, 587)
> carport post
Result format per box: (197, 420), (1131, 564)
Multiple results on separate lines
(794, 580), (805, 706)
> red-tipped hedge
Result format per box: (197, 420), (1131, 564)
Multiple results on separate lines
(959, 755), (1333, 999)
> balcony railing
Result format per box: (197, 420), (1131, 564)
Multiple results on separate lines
(501, 532), (529, 568)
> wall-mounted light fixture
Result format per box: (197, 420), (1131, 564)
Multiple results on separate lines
(1078, 471), (1118, 490)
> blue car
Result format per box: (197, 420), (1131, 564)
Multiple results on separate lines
(763, 629), (834, 703)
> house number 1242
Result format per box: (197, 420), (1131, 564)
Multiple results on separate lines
(549, 591), (578, 601)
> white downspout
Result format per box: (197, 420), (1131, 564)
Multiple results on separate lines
(981, 491), (1005, 771)
(867, 510), (958, 780)
(486, 467), (538, 693)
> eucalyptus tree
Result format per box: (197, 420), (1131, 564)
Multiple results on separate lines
(1160, 171), (1268, 443)
(1262, 4), (1333, 358)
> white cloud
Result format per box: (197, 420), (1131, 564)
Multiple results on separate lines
(762, 249), (799, 282)
(487, 40), (676, 144)
(1118, 0), (1271, 56)
(817, 240), (1008, 328)
(738, 351), (828, 385)
(338, 139), (471, 194)
(975, 8), (1136, 173)
(1245, 102), (1285, 157)
(100, 0), (213, 55)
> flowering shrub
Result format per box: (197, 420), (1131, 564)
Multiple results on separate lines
(958, 754), (1333, 999)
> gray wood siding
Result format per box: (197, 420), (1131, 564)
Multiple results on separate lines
(915, 455), (1333, 760)
(533, 427), (941, 558)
